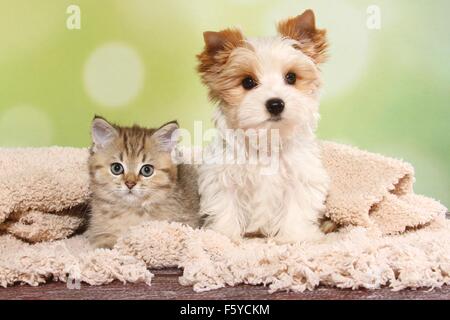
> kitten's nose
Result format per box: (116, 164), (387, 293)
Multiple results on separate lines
(265, 98), (285, 116)
(125, 181), (136, 190)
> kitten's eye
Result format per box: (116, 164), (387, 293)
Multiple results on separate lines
(110, 163), (124, 175)
(140, 164), (154, 177)
(242, 76), (258, 90)
(285, 72), (297, 85)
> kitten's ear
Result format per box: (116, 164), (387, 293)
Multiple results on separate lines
(153, 121), (180, 153)
(91, 116), (118, 150)
(277, 9), (328, 64)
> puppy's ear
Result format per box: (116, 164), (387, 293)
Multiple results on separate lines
(197, 28), (244, 74)
(202, 29), (244, 55)
(197, 29), (244, 101)
(91, 116), (118, 151)
(277, 9), (328, 64)
(152, 121), (180, 153)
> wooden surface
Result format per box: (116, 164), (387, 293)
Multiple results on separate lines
(1, 268), (449, 300)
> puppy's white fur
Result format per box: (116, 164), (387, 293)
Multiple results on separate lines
(198, 35), (330, 243)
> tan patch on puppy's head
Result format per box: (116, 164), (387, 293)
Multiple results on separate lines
(197, 28), (246, 102)
(277, 9), (328, 64)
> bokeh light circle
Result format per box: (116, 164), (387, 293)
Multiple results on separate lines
(83, 42), (145, 108)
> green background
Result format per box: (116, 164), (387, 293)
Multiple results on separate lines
(0, 0), (448, 206)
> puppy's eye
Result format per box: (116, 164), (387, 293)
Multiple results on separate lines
(140, 164), (154, 177)
(110, 163), (124, 175)
(285, 72), (297, 85)
(242, 76), (258, 90)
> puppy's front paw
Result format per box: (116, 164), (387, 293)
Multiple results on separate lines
(274, 225), (324, 244)
(202, 209), (244, 242)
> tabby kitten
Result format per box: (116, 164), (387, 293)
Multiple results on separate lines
(86, 116), (200, 248)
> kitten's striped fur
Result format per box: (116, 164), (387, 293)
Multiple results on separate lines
(86, 116), (200, 248)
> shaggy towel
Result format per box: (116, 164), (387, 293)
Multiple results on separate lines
(0, 142), (448, 291)
(0, 147), (89, 241)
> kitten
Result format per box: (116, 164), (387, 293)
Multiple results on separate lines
(86, 116), (200, 249)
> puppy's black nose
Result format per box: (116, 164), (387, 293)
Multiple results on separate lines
(265, 98), (285, 116)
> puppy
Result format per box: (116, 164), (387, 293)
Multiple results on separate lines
(197, 9), (333, 243)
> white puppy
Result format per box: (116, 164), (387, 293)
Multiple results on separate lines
(196, 10), (334, 243)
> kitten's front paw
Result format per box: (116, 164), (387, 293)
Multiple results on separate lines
(88, 234), (117, 249)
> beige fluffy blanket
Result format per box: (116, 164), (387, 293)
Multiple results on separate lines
(0, 142), (448, 291)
